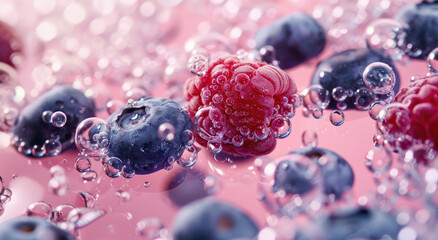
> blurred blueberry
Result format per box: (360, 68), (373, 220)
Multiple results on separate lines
(0, 217), (73, 240)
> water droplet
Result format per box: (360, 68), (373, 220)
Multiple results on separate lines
(363, 62), (396, 94)
(136, 217), (165, 239)
(26, 201), (53, 219)
(44, 139), (62, 156)
(75, 156), (91, 173)
(312, 108), (323, 119)
(104, 157), (123, 178)
(52, 204), (75, 223)
(51, 111), (67, 127)
(330, 110), (345, 126)
(144, 181), (151, 188)
(427, 47), (438, 73)
(177, 146), (198, 168)
(75, 117), (110, 157)
(82, 171), (97, 182)
(158, 123), (175, 142)
(302, 129), (318, 148)
(365, 146), (392, 173)
(122, 165), (135, 179)
(254, 126), (269, 140)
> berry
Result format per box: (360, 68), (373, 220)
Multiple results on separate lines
(167, 169), (209, 207)
(172, 198), (259, 240)
(297, 207), (401, 240)
(254, 13), (326, 69)
(382, 74), (438, 152)
(311, 48), (400, 109)
(0, 21), (21, 68)
(107, 97), (194, 174)
(292, 147), (354, 199)
(395, 2), (438, 59)
(0, 216), (73, 240)
(13, 86), (95, 157)
(184, 55), (297, 156)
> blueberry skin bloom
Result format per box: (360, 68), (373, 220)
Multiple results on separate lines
(13, 86), (95, 156)
(172, 198), (259, 240)
(254, 12), (326, 69)
(107, 97), (194, 175)
(0, 217), (73, 240)
(395, 2), (438, 59)
(311, 48), (400, 109)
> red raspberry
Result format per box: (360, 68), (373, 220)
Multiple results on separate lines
(184, 55), (297, 156)
(382, 73), (438, 151)
(0, 21), (21, 68)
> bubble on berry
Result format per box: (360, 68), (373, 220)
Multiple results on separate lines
(187, 53), (209, 77)
(330, 110), (345, 126)
(75, 156), (91, 173)
(52, 204), (75, 223)
(291, 94), (303, 108)
(194, 106), (220, 141)
(75, 117), (110, 157)
(26, 201), (53, 219)
(44, 138), (62, 156)
(181, 129), (195, 147)
(312, 108), (323, 119)
(32, 145), (45, 157)
(104, 157), (123, 178)
(136, 217), (165, 239)
(235, 73), (250, 85)
(177, 146), (198, 168)
(207, 141), (222, 154)
(121, 165), (135, 179)
(365, 146), (392, 173)
(332, 86), (348, 102)
(158, 123), (175, 142)
(81, 171), (97, 182)
(354, 87), (375, 110)
(363, 62), (396, 94)
(369, 101), (386, 120)
(377, 103), (412, 136)
(302, 85), (330, 111)
(271, 116), (291, 139)
(42, 110), (53, 123)
(254, 126), (270, 140)
(50, 111), (67, 127)
(427, 47), (438, 73)
(365, 18), (406, 61)
(302, 129), (318, 148)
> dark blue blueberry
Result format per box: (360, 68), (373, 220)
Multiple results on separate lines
(167, 169), (209, 207)
(0, 217), (73, 240)
(296, 207), (401, 240)
(107, 97), (194, 174)
(172, 198), (259, 240)
(13, 86), (95, 156)
(311, 48), (400, 109)
(395, 2), (438, 59)
(272, 159), (318, 195)
(292, 147), (354, 199)
(254, 12), (326, 69)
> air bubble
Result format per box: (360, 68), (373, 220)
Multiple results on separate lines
(26, 201), (53, 219)
(181, 129), (195, 147)
(187, 53), (209, 77)
(42, 110), (53, 123)
(232, 135), (244, 147)
(365, 146), (392, 173)
(122, 165), (135, 179)
(312, 108), (323, 119)
(363, 62), (396, 94)
(302, 85), (330, 111)
(81, 171), (97, 182)
(136, 218), (165, 239)
(75, 156), (91, 173)
(254, 126), (269, 140)
(354, 87), (375, 110)
(50, 111), (67, 127)
(104, 157), (123, 178)
(52, 204), (75, 223)
(0, 188), (11, 204)
(427, 47), (438, 73)
(32, 145), (45, 157)
(369, 101), (386, 120)
(177, 146), (198, 168)
(302, 129), (318, 148)
(75, 117), (110, 157)
(67, 208), (106, 229)
(272, 116), (291, 139)
(336, 102), (347, 110)
(291, 94), (303, 107)
(330, 110), (345, 126)
(158, 123), (175, 142)
(208, 141), (222, 154)
(44, 139), (62, 156)
(235, 73), (250, 85)
(332, 87), (347, 102)
(144, 182), (151, 188)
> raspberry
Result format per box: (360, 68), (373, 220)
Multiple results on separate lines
(184, 55), (297, 156)
(382, 73), (438, 151)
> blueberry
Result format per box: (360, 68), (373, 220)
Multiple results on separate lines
(297, 207), (401, 240)
(172, 198), (259, 240)
(311, 48), (400, 109)
(13, 86), (95, 157)
(395, 2), (438, 59)
(272, 159), (319, 195)
(167, 169), (209, 207)
(107, 97), (194, 174)
(292, 147), (354, 199)
(0, 216), (73, 240)
(254, 12), (326, 69)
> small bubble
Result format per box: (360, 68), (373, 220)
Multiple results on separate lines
(158, 123), (175, 142)
(336, 102), (347, 110)
(330, 110), (345, 126)
(187, 53), (209, 77)
(365, 18), (406, 61)
(51, 111), (67, 127)
(291, 94), (303, 107)
(312, 108), (323, 119)
(332, 87), (347, 102)
(81, 170), (97, 182)
(75, 118), (110, 157)
(181, 130), (195, 147)
(177, 146), (198, 168)
(32, 145), (46, 158)
(44, 139), (62, 156)
(136, 218), (165, 239)
(365, 146), (392, 173)
(272, 116), (291, 139)
(75, 156), (91, 173)
(369, 101), (386, 120)
(232, 135), (244, 147)
(363, 62), (396, 94)
(207, 141), (222, 154)
(427, 47), (438, 73)
(302, 85), (330, 111)
(104, 157), (123, 178)
(26, 201), (52, 219)
(67, 208), (106, 229)
(355, 87), (375, 110)
(260, 45), (276, 64)
(302, 129), (318, 148)
(144, 181), (151, 188)
(235, 73), (250, 85)
(42, 110), (53, 123)
(122, 165), (135, 179)
(52, 204), (74, 223)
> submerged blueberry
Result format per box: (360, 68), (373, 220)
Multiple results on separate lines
(272, 158), (319, 195)
(167, 169), (209, 207)
(0, 216), (73, 240)
(107, 97), (194, 175)
(254, 12), (326, 69)
(395, 2), (438, 59)
(13, 86), (95, 157)
(172, 198), (259, 240)
(292, 147), (354, 199)
(311, 48), (400, 109)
